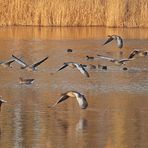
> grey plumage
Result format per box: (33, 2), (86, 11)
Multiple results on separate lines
(57, 62), (90, 77)
(12, 55), (48, 71)
(103, 35), (123, 48)
(97, 54), (134, 65)
(48, 91), (88, 109)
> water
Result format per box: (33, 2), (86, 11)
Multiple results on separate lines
(0, 27), (148, 148)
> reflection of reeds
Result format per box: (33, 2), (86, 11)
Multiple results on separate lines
(0, 0), (147, 27)
(0, 27), (148, 40)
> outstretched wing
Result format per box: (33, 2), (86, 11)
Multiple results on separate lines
(103, 36), (114, 45)
(75, 63), (89, 77)
(119, 58), (134, 63)
(57, 63), (68, 71)
(4, 59), (15, 65)
(12, 55), (27, 67)
(48, 95), (69, 108)
(128, 49), (140, 59)
(74, 93), (88, 109)
(31, 56), (48, 68)
(97, 54), (115, 61)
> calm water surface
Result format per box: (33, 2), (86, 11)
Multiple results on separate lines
(0, 27), (148, 148)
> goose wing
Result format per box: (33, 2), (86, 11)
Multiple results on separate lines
(103, 36), (114, 45)
(48, 94), (69, 108)
(97, 54), (115, 61)
(75, 63), (89, 77)
(31, 56), (48, 68)
(12, 55), (27, 67)
(74, 93), (88, 109)
(4, 59), (15, 65)
(128, 49), (140, 59)
(119, 58), (134, 63)
(57, 63), (68, 71)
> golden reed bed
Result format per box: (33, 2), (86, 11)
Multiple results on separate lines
(0, 0), (147, 27)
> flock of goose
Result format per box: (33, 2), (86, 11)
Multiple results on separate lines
(0, 35), (147, 112)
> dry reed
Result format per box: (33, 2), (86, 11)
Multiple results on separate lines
(0, 0), (147, 27)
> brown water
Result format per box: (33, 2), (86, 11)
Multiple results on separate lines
(0, 27), (148, 148)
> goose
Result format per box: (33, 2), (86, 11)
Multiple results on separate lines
(97, 54), (134, 65)
(0, 97), (7, 111)
(103, 35), (123, 48)
(12, 55), (48, 71)
(86, 55), (94, 60)
(19, 77), (35, 85)
(88, 64), (96, 69)
(128, 49), (148, 59)
(67, 49), (73, 52)
(57, 62), (89, 77)
(48, 91), (88, 109)
(98, 64), (107, 70)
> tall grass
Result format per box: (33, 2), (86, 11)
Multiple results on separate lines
(0, 0), (147, 27)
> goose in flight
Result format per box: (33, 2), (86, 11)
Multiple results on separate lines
(128, 49), (148, 59)
(103, 35), (123, 48)
(57, 62), (90, 77)
(48, 91), (88, 109)
(19, 77), (35, 85)
(0, 97), (7, 112)
(97, 54), (134, 65)
(12, 55), (48, 71)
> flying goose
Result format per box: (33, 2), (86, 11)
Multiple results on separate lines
(12, 55), (48, 71)
(19, 77), (35, 85)
(97, 54), (134, 65)
(57, 62), (90, 77)
(103, 35), (123, 48)
(0, 97), (7, 112)
(48, 91), (88, 109)
(128, 49), (148, 59)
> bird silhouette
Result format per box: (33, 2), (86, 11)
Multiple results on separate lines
(103, 35), (123, 48)
(19, 77), (35, 85)
(12, 55), (48, 71)
(86, 55), (94, 60)
(48, 91), (88, 109)
(128, 49), (148, 59)
(97, 54), (134, 65)
(57, 62), (89, 77)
